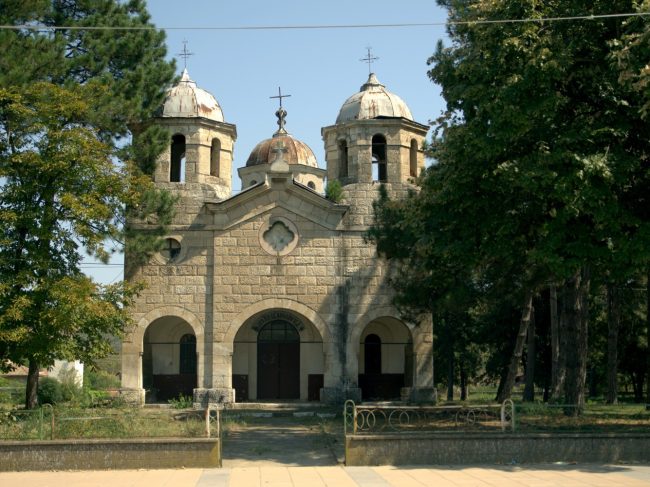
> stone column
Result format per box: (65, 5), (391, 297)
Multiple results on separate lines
(407, 315), (437, 403)
(193, 341), (235, 407)
(120, 339), (145, 405)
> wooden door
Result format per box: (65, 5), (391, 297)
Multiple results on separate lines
(257, 321), (300, 400)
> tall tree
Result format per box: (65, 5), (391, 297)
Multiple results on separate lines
(0, 0), (176, 408)
(370, 0), (650, 411)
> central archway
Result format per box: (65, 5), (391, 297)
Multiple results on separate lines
(232, 308), (324, 402)
(257, 320), (300, 399)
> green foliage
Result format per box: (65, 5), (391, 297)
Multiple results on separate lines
(325, 179), (344, 203)
(85, 369), (120, 390)
(38, 378), (63, 405)
(168, 394), (194, 409)
(0, 1), (177, 408)
(370, 1), (650, 402)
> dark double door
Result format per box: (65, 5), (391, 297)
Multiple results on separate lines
(258, 341), (299, 399)
(257, 320), (300, 400)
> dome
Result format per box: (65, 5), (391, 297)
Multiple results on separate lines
(246, 133), (318, 168)
(336, 73), (413, 124)
(246, 105), (318, 168)
(159, 69), (224, 122)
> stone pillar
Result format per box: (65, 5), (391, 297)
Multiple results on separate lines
(193, 341), (234, 407)
(404, 315), (437, 404)
(320, 340), (361, 404)
(120, 339), (145, 405)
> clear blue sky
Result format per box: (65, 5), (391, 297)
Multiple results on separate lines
(84, 0), (450, 284)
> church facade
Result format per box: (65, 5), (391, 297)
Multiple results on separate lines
(120, 69), (435, 405)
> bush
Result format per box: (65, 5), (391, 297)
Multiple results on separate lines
(85, 369), (120, 390)
(38, 377), (63, 405)
(325, 179), (344, 203)
(168, 394), (193, 409)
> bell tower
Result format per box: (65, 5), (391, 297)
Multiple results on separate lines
(322, 69), (428, 227)
(152, 68), (236, 201)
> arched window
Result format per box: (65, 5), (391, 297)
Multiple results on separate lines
(307, 181), (316, 190)
(371, 134), (387, 182)
(410, 139), (418, 177)
(364, 334), (382, 375)
(258, 321), (299, 343)
(170, 134), (186, 182)
(210, 138), (221, 177)
(250, 180), (257, 186)
(179, 334), (196, 374)
(338, 140), (348, 178)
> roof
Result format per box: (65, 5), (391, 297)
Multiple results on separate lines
(158, 69), (224, 122)
(336, 73), (413, 124)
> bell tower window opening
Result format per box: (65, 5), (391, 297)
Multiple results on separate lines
(338, 140), (348, 178)
(210, 138), (221, 177)
(371, 134), (387, 182)
(170, 134), (186, 182)
(410, 139), (418, 177)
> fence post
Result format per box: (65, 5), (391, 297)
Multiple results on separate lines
(205, 406), (211, 438)
(343, 399), (355, 436)
(500, 399), (515, 432)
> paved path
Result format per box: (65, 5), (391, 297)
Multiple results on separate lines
(221, 415), (344, 466)
(1, 464), (649, 486)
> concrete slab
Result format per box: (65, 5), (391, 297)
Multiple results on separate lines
(0, 464), (648, 487)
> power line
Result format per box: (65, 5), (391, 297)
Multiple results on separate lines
(1, 12), (648, 32)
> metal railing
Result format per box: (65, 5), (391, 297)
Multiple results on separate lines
(344, 399), (515, 435)
(0, 405), (222, 441)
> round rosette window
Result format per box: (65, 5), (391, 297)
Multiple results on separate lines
(259, 217), (299, 256)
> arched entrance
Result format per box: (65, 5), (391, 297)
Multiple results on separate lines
(232, 309), (324, 402)
(257, 320), (300, 399)
(143, 317), (197, 402)
(358, 317), (413, 401)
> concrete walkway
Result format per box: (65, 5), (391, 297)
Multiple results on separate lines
(1, 464), (649, 486)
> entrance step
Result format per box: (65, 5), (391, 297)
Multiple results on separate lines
(225, 401), (337, 418)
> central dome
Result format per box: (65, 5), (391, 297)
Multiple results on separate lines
(159, 69), (224, 122)
(246, 133), (318, 168)
(336, 73), (413, 124)
(246, 106), (318, 168)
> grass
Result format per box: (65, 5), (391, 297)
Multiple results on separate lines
(0, 406), (212, 440)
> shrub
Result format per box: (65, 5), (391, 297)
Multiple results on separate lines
(85, 369), (120, 390)
(325, 179), (344, 203)
(168, 394), (193, 409)
(38, 377), (63, 405)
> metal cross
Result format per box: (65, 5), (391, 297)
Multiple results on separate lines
(360, 47), (379, 75)
(270, 86), (291, 108)
(177, 40), (194, 70)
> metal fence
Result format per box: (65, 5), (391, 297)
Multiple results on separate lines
(0, 405), (222, 441)
(344, 399), (515, 435)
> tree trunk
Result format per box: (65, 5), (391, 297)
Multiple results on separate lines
(564, 267), (590, 416)
(523, 309), (536, 402)
(550, 283), (568, 402)
(549, 284), (560, 399)
(606, 282), (620, 404)
(460, 362), (467, 401)
(25, 358), (39, 409)
(646, 268), (650, 404)
(496, 291), (534, 403)
(447, 347), (455, 401)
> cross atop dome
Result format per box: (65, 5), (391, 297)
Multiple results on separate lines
(360, 47), (379, 75)
(270, 87), (291, 136)
(177, 40), (194, 70)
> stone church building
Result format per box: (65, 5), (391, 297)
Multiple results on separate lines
(120, 68), (435, 405)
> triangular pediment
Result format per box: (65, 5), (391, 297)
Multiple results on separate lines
(205, 175), (347, 231)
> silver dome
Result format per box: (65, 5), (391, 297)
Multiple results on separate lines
(336, 73), (413, 124)
(159, 69), (224, 122)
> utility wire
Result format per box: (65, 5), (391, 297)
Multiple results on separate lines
(1, 12), (649, 32)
